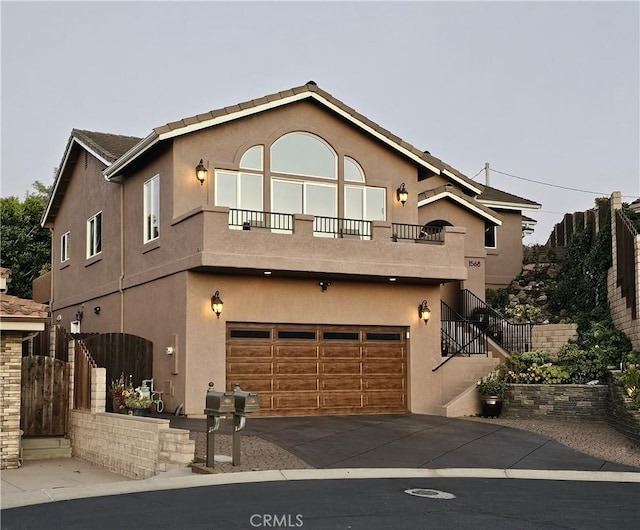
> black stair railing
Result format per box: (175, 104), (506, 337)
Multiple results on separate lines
(460, 289), (533, 354)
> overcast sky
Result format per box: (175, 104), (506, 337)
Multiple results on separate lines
(2, 1), (638, 244)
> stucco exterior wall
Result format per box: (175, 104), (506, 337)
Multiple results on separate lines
(485, 210), (524, 290)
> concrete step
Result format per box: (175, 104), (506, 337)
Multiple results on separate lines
(21, 437), (72, 461)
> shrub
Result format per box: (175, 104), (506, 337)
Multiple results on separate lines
(556, 344), (606, 384)
(617, 364), (640, 410)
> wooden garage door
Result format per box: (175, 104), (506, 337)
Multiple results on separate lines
(226, 323), (407, 415)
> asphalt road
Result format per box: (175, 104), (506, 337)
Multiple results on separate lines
(2, 478), (638, 529)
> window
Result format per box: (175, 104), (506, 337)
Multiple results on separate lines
(143, 175), (160, 243)
(216, 171), (263, 211)
(61, 232), (70, 262)
(86, 212), (102, 258)
(344, 157), (365, 182)
(271, 179), (337, 216)
(345, 186), (386, 221)
(271, 132), (337, 179)
(485, 221), (497, 248)
(240, 145), (263, 171)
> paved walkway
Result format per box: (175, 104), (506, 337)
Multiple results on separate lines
(2, 414), (638, 510)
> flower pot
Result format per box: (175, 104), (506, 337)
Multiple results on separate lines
(131, 407), (149, 417)
(112, 398), (128, 414)
(480, 396), (503, 418)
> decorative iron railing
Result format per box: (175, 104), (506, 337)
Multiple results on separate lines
(229, 209), (293, 232)
(460, 289), (533, 354)
(313, 216), (372, 239)
(392, 223), (444, 242)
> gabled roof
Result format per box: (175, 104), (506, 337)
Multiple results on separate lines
(103, 81), (483, 195)
(0, 293), (49, 319)
(418, 185), (502, 225)
(42, 129), (141, 226)
(477, 184), (541, 211)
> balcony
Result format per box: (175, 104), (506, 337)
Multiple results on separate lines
(171, 206), (466, 282)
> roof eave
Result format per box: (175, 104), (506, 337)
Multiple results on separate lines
(477, 198), (542, 212)
(103, 132), (159, 180)
(418, 191), (502, 225)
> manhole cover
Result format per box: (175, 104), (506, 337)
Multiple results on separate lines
(404, 488), (456, 499)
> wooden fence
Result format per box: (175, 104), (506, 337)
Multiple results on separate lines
(73, 340), (96, 410)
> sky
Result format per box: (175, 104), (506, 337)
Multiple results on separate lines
(1, 0), (639, 244)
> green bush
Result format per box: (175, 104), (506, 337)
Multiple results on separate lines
(578, 321), (633, 367)
(556, 344), (606, 384)
(617, 365), (640, 409)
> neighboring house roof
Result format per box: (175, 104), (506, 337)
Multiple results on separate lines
(417, 185), (502, 225)
(102, 81), (483, 195)
(477, 184), (541, 211)
(0, 293), (49, 332)
(42, 129), (141, 227)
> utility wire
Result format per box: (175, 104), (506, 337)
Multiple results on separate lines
(490, 168), (638, 199)
(470, 167), (484, 180)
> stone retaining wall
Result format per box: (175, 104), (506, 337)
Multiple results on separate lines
(531, 324), (578, 358)
(605, 374), (640, 446)
(504, 384), (608, 420)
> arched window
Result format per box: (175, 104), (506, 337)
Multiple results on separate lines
(271, 132), (337, 179)
(344, 157), (365, 183)
(240, 145), (263, 171)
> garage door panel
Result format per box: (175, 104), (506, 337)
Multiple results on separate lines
(364, 377), (405, 391)
(363, 345), (405, 359)
(274, 394), (318, 409)
(227, 378), (273, 393)
(320, 394), (363, 409)
(364, 360), (404, 375)
(320, 346), (361, 359)
(227, 345), (273, 360)
(275, 362), (318, 375)
(275, 345), (319, 359)
(321, 362), (361, 375)
(322, 377), (362, 391)
(275, 378), (318, 392)
(364, 393), (406, 408)
(227, 362), (273, 376)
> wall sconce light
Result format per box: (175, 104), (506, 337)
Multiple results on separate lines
(397, 183), (408, 206)
(195, 159), (208, 185)
(93, 306), (101, 315)
(319, 281), (331, 292)
(75, 309), (84, 322)
(211, 290), (223, 318)
(418, 300), (431, 324)
(165, 346), (175, 355)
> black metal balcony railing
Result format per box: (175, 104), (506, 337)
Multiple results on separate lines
(229, 209), (293, 232)
(313, 216), (372, 239)
(392, 223), (444, 242)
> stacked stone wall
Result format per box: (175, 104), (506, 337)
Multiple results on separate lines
(605, 375), (640, 446)
(531, 324), (578, 358)
(0, 333), (22, 470)
(504, 384), (608, 420)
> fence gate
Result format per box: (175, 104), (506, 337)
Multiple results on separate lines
(21, 355), (69, 436)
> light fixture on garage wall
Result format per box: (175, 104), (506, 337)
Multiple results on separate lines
(196, 159), (208, 185)
(318, 281), (331, 292)
(94, 306), (101, 315)
(418, 300), (431, 324)
(211, 290), (224, 318)
(75, 309), (84, 322)
(396, 183), (408, 206)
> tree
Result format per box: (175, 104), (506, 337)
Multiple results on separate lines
(0, 181), (52, 299)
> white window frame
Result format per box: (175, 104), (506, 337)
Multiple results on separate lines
(270, 132), (338, 180)
(214, 170), (264, 210)
(344, 185), (386, 221)
(143, 175), (160, 243)
(61, 232), (70, 262)
(86, 211), (102, 258)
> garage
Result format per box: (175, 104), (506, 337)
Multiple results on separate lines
(226, 323), (408, 415)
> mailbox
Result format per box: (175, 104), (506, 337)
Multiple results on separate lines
(233, 384), (260, 414)
(204, 382), (235, 415)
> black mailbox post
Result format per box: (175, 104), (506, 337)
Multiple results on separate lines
(204, 382), (235, 468)
(232, 383), (260, 466)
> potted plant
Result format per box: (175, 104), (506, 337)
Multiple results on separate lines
(124, 389), (152, 416)
(109, 374), (133, 413)
(477, 370), (506, 418)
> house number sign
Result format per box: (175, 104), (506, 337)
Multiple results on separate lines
(468, 260), (481, 267)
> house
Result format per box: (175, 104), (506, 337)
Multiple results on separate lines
(0, 268), (50, 470)
(41, 81), (540, 417)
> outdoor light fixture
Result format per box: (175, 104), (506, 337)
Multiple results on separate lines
(196, 159), (208, 185)
(397, 183), (408, 206)
(93, 306), (101, 315)
(418, 300), (431, 324)
(319, 281), (331, 292)
(211, 290), (223, 318)
(75, 310), (84, 322)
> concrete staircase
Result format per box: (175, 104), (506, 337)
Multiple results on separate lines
(21, 437), (72, 461)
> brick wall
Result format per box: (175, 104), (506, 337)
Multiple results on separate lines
(68, 367), (195, 479)
(0, 333), (22, 470)
(504, 384), (608, 420)
(532, 324), (578, 358)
